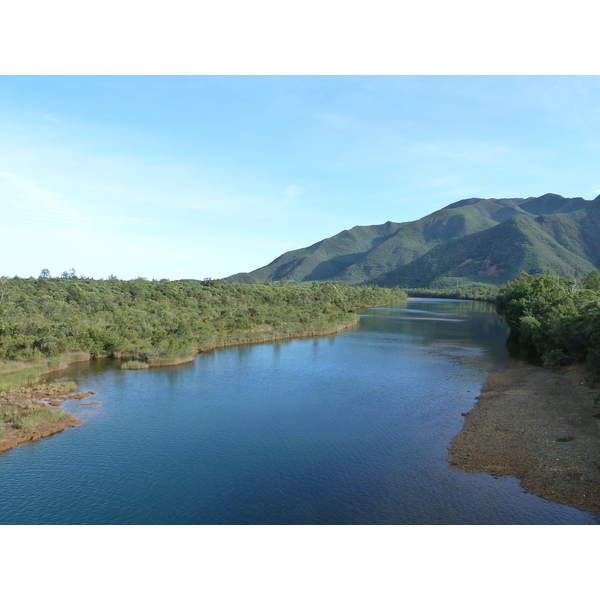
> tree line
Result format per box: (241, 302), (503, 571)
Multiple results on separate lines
(496, 270), (600, 381)
(4, 268), (599, 381)
(404, 285), (499, 302)
(0, 276), (408, 368)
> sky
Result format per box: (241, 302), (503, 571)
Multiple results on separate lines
(2, 75), (600, 281)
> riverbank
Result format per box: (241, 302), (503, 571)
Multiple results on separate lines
(0, 413), (83, 454)
(448, 364), (600, 514)
(0, 381), (95, 454)
(0, 320), (358, 454)
(196, 320), (358, 353)
(140, 320), (360, 367)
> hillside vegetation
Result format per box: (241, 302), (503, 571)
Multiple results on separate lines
(0, 276), (408, 376)
(226, 194), (600, 288)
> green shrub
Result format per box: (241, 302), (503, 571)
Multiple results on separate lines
(497, 271), (600, 381)
(48, 380), (78, 394)
(0, 405), (19, 423)
(0, 278), (407, 374)
(543, 349), (571, 367)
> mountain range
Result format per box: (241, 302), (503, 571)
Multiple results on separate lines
(225, 193), (600, 288)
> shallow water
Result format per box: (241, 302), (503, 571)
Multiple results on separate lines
(0, 298), (597, 524)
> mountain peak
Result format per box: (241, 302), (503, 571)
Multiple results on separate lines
(536, 193), (566, 201)
(225, 194), (598, 287)
(443, 197), (484, 209)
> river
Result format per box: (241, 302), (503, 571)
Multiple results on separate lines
(0, 298), (597, 524)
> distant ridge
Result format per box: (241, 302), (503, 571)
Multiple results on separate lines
(225, 194), (599, 288)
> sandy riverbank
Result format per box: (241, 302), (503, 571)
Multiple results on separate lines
(448, 364), (600, 514)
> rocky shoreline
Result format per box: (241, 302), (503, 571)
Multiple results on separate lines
(448, 364), (600, 514)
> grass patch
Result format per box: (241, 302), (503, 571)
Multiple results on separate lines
(0, 362), (51, 391)
(64, 351), (91, 363)
(147, 355), (196, 367)
(556, 436), (574, 443)
(47, 380), (78, 394)
(16, 406), (65, 432)
(591, 414), (600, 420)
(1, 404), (65, 433)
(0, 353), (91, 393)
(0, 405), (20, 422)
(121, 360), (149, 370)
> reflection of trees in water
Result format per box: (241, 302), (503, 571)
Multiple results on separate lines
(361, 299), (512, 367)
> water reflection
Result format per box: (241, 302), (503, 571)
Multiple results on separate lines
(0, 298), (594, 524)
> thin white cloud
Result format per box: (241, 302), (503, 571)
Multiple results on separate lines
(184, 196), (248, 216)
(416, 141), (510, 164)
(180, 181), (305, 219)
(316, 112), (358, 131)
(284, 183), (302, 202)
(422, 175), (463, 189)
(0, 170), (89, 229)
(41, 113), (62, 124)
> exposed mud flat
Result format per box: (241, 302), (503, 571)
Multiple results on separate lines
(449, 364), (600, 514)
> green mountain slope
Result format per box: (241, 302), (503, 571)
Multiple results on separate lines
(371, 211), (596, 288)
(225, 194), (597, 288)
(331, 202), (507, 282)
(226, 221), (406, 284)
(534, 197), (600, 265)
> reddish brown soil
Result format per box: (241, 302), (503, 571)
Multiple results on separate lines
(1, 383), (96, 455)
(0, 414), (83, 454)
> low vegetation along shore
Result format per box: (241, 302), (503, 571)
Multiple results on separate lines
(0, 276), (407, 452)
(0, 276), (407, 367)
(450, 271), (600, 514)
(3, 270), (600, 515)
(0, 378), (94, 454)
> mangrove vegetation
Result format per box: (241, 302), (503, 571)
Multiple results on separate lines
(496, 270), (600, 381)
(0, 275), (408, 375)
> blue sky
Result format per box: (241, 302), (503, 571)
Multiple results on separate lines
(2, 75), (600, 280)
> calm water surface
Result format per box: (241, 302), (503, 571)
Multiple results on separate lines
(0, 299), (597, 524)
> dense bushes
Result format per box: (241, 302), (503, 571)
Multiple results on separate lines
(496, 270), (600, 380)
(0, 276), (407, 368)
